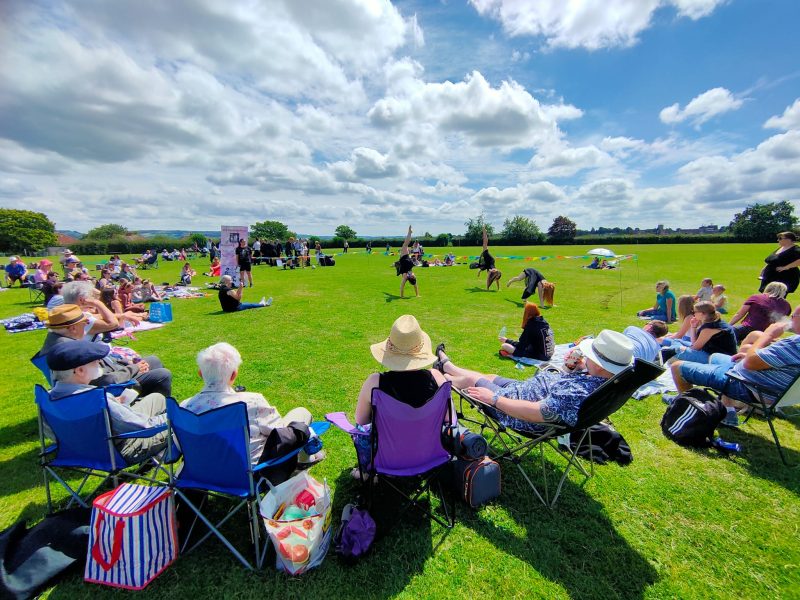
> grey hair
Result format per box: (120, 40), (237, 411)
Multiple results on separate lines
(62, 281), (94, 304)
(197, 342), (242, 385)
(220, 275), (233, 286)
(51, 368), (76, 383)
(764, 281), (788, 299)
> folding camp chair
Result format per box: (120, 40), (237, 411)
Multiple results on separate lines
(455, 359), (664, 508)
(326, 381), (456, 530)
(726, 371), (800, 465)
(140, 255), (158, 270)
(28, 281), (45, 304)
(31, 351), (137, 393)
(166, 398), (329, 570)
(34, 384), (168, 513)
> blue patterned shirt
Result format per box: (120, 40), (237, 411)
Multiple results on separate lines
(731, 335), (800, 402)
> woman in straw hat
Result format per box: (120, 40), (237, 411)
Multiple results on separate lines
(354, 314), (447, 426)
(435, 330), (634, 434)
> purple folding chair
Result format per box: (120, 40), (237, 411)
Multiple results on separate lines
(327, 381), (455, 529)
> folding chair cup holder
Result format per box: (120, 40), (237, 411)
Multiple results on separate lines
(455, 359), (664, 508)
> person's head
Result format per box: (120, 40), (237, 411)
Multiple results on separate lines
(238, 239), (246, 246)
(8, 255), (20, 265)
(122, 263), (132, 271)
(655, 280), (670, 293)
(700, 278), (713, 288)
(220, 275), (233, 288)
(40, 259), (52, 271)
(777, 231), (797, 246)
(119, 279), (130, 291)
(212, 257), (219, 265)
(370, 314), (436, 372)
(62, 281), (94, 305)
(578, 330), (634, 379)
(47, 340), (109, 384)
(521, 302), (542, 327)
(693, 300), (720, 323)
(142, 278), (151, 287)
(100, 288), (116, 309)
(197, 342), (242, 387)
(47, 304), (88, 340)
(644, 320), (669, 338)
(712, 284), (725, 295)
(183, 262), (191, 269)
(764, 281), (788, 299)
(677, 294), (695, 320)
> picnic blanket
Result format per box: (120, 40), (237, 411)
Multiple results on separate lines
(157, 286), (205, 299)
(2, 313), (46, 334)
(503, 342), (676, 397)
(110, 321), (166, 340)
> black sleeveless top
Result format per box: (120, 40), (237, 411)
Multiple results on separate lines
(398, 254), (414, 275)
(218, 286), (240, 312)
(698, 320), (737, 355)
(480, 249), (495, 270)
(378, 370), (438, 408)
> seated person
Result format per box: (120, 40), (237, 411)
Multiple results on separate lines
(355, 315), (448, 426)
(728, 282), (790, 342)
(46, 340), (171, 464)
(61, 281), (119, 337)
(585, 257), (601, 269)
(39, 304), (172, 397)
(4, 256), (28, 287)
(43, 275), (63, 308)
(182, 342), (320, 470)
(436, 330), (634, 434)
(671, 306), (800, 427)
(636, 280), (676, 323)
(100, 288), (144, 326)
(623, 320), (668, 362)
(34, 259), (54, 283)
(506, 267), (550, 305)
(694, 278), (713, 302)
(117, 279), (147, 313)
(218, 275), (271, 312)
(710, 284), (728, 314)
(135, 250), (152, 266)
(661, 295), (696, 344)
(179, 263), (196, 285)
(118, 263), (136, 282)
(204, 257), (221, 277)
(161, 249), (172, 261)
(444, 253), (455, 266)
(661, 301), (737, 364)
(499, 302), (555, 361)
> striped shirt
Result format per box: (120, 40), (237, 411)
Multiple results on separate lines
(731, 335), (800, 401)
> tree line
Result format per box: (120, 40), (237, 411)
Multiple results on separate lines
(0, 201), (795, 253)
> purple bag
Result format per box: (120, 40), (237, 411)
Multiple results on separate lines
(334, 504), (376, 562)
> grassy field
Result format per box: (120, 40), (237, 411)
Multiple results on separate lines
(1, 243), (798, 599)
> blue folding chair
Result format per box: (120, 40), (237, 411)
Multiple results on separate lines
(31, 351), (136, 395)
(166, 398), (329, 570)
(34, 384), (168, 512)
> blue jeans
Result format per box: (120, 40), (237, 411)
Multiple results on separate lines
(678, 359), (750, 402)
(237, 302), (264, 311)
(675, 348), (710, 364)
(639, 309), (668, 321)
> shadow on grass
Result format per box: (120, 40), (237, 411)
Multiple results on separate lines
(464, 286), (490, 293)
(382, 292), (405, 303)
(461, 453), (658, 599)
(0, 447), (46, 498)
(0, 416), (40, 450)
(505, 298), (526, 309)
(722, 425), (800, 495)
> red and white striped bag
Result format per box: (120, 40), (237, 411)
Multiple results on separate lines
(85, 484), (178, 589)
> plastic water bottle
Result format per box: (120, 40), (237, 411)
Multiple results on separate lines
(713, 437), (741, 453)
(499, 326), (507, 339)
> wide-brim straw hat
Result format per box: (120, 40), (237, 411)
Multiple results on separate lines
(578, 329), (634, 375)
(48, 304), (88, 329)
(370, 314), (437, 371)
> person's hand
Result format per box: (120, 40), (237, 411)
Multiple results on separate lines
(731, 352), (746, 362)
(407, 225), (413, 235)
(465, 386), (494, 405)
(137, 361), (150, 374)
(689, 317), (699, 328)
(764, 321), (788, 340)
(498, 336), (507, 342)
(777, 266), (786, 272)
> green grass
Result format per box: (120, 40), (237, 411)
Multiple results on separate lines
(1, 243), (798, 599)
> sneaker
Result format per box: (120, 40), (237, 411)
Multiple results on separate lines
(297, 449), (326, 466)
(661, 392), (677, 405)
(265, 297), (273, 307)
(721, 411), (740, 428)
(259, 296), (266, 305)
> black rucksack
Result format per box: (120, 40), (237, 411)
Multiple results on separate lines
(661, 388), (726, 448)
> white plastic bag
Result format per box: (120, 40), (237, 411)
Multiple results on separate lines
(260, 471), (332, 575)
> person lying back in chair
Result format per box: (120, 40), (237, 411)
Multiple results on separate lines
(435, 330), (634, 434)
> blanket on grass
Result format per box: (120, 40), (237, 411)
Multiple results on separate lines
(2, 313), (46, 334)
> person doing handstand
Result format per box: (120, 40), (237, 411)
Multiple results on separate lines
(397, 225), (419, 298)
(478, 226), (501, 290)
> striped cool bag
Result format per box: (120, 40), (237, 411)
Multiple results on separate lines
(85, 483), (178, 590)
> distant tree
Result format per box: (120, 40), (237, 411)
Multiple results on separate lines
(0, 209), (57, 253)
(547, 216), (577, 241)
(251, 220), (291, 240)
(502, 215), (544, 243)
(434, 233), (453, 246)
(308, 235), (321, 247)
(335, 225), (357, 240)
(85, 223), (129, 239)
(188, 232), (207, 246)
(464, 214), (493, 244)
(729, 201), (797, 241)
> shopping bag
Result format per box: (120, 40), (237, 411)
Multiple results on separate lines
(260, 471), (332, 575)
(148, 302), (173, 323)
(84, 484), (177, 589)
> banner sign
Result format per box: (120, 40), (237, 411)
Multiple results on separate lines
(220, 225), (249, 285)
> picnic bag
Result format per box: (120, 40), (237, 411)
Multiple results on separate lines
(261, 471), (332, 575)
(84, 484), (177, 589)
(333, 503), (376, 563)
(452, 457), (501, 508)
(661, 388), (726, 448)
(148, 302), (173, 323)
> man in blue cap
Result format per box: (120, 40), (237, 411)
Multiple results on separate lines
(46, 340), (170, 463)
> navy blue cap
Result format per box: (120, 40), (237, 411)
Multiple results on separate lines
(46, 340), (110, 371)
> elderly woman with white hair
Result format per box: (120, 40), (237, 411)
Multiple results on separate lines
(217, 275), (271, 312)
(181, 342), (319, 470)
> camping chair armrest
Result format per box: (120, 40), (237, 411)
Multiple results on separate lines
(325, 412), (367, 436)
(112, 424), (169, 440)
(105, 381), (137, 396)
(725, 371), (768, 398)
(253, 448), (303, 472)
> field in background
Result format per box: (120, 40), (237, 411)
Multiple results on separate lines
(1, 243), (798, 599)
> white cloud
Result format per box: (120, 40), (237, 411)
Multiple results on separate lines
(660, 87), (743, 126)
(764, 99), (800, 131)
(469, 0), (727, 50)
(528, 144), (615, 178)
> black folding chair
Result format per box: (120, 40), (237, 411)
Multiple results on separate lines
(455, 359), (664, 507)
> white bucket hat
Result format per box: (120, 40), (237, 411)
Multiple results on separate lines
(578, 330), (634, 375)
(370, 314), (437, 372)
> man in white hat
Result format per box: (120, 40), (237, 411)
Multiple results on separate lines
(4, 256), (28, 287)
(436, 330), (634, 433)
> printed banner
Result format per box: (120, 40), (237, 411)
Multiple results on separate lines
(220, 225), (249, 285)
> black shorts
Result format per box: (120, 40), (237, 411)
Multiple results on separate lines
(239, 262), (252, 272)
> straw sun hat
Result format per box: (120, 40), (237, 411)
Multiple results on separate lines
(370, 315), (437, 372)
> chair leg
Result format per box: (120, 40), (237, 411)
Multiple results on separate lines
(764, 411), (791, 466)
(43, 468), (53, 514)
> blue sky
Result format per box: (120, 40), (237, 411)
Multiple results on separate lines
(0, 0), (799, 235)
